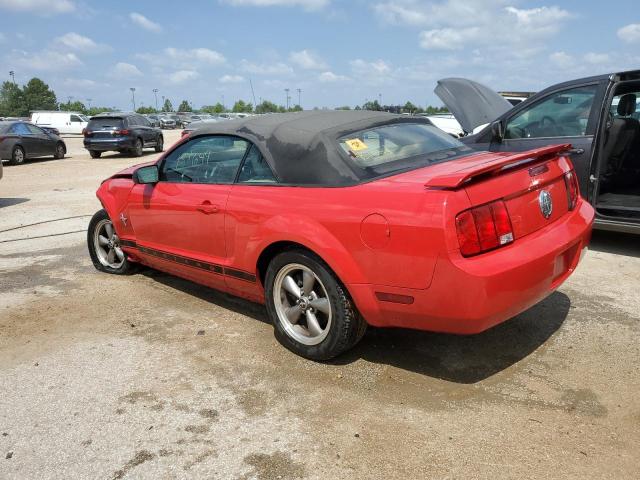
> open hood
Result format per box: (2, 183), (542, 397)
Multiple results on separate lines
(435, 78), (513, 134)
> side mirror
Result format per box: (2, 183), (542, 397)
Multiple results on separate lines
(491, 120), (504, 142)
(133, 165), (159, 184)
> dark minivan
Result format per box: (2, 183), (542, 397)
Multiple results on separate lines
(83, 113), (163, 158)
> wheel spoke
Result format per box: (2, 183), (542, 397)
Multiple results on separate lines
(107, 248), (115, 264)
(282, 275), (301, 298)
(104, 222), (114, 239)
(302, 270), (315, 295)
(309, 297), (330, 315)
(305, 310), (323, 337)
(114, 247), (125, 261)
(284, 305), (303, 324)
(98, 235), (109, 247)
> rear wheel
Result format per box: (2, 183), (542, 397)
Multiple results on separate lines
(154, 136), (164, 152)
(89, 150), (101, 158)
(131, 138), (143, 157)
(9, 146), (25, 165)
(87, 209), (134, 275)
(54, 142), (65, 159)
(265, 249), (366, 360)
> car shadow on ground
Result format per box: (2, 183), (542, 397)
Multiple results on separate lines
(589, 230), (640, 258)
(98, 150), (160, 160)
(141, 268), (570, 384)
(333, 291), (571, 384)
(0, 197), (29, 208)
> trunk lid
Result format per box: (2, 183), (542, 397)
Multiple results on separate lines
(425, 144), (573, 239)
(435, 78), (513, 133)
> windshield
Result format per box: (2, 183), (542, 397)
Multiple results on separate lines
(88, 118), (124, 129)
(338, 123), (472, 177)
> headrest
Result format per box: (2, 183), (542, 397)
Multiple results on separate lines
(617, 94), (637, 116)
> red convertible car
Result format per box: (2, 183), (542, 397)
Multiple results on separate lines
(88, 111), (594, 360)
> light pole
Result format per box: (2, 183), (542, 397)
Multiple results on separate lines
(161, 95), (165, 112)
(9, 71), (15, 84)
(130, 87), (136, 111)
(285, 88), (290, 110)
(297, 88), (301, 108)
(86, 98), (92, 112)
(152, 89), (159, 111)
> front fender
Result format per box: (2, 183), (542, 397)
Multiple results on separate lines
(96, 179), (136, 237)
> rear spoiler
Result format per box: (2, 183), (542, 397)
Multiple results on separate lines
(425, 144), (571, 189)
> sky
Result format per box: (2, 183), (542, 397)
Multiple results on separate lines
(1, 0), (639, 110)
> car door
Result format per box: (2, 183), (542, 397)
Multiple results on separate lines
(136, 115), (154, 145)
(69, 114), (85, 135)
(127, 135), (250, 288)
(487, 82), (606, 198)
(10, 123), (41, 157)
(26, 124), (54, 156)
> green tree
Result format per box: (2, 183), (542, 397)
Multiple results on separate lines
(59, 100), (86, 113)
(232, 100), (253, 113)
(403, 101), (418, 114)
(22, 78), (57, 115)
(177, 100), (192, 112)
(136, 106), (157, 114)
(162, 98), (173, 112)
(289, 104), (302, 112)
(255, 100), (280, 114)
(362, 100), (382, 111)
(87, 106), (115, 116)
(0, 81), (25, 117)
(201, 103), (226, 114)
(335, 105), (351, 110)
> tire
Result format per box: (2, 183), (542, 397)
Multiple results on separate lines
(264, 249), (366, 361)
(154, 136), (164, 152)
(54, 142), (65, 159)
(131, 138), (143, 157)
(87, 209), (135, 275)
(89, 150), (101, 159)
(9, 146), (25, 165)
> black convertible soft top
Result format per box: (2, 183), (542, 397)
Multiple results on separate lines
(188, 110), (434, 186)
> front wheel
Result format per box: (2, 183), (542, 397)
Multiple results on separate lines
(87, 209), (135, 275)
(89, 150), (101, 158)
(265, 249), (366, 360)
(54, 142), (65, 159)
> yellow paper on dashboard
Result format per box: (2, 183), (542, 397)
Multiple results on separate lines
(344, 138), (368, 151)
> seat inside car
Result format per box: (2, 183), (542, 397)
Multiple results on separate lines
(601, 93), (640, 187)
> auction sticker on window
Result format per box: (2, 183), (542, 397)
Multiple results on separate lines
(344, 138), (368, 151)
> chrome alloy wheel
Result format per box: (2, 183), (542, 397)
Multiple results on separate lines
(273, 263), (332, 346)
(93, 219), (125, 269)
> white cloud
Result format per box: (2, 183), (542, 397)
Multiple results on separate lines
(168, 70), (199, 84)
(584, 52), (610, 65)
(0, 0), (74, 13)
(165, 47), (225, 65)
(7, 49), (82, 71)
(350, 59), (391, 76)
(129, 12), (162, 33)
(549, 51), (574, 68)
(618, 23), (640, 43)
(62, 78), (110, 90)
(239, 60), (294, 76)
(221, 0), (329, 10)
(220, 74), (245, 83)
(318, 71), (349, 82)
(110, 62), (143, 79)
(137, 48), (226, 71)
(0, 32), (5, 43)
(289, 49), (327, 70)
(54, 32), (110, 54)
(419, 27), (480, 50)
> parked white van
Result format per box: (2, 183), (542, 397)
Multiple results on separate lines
(31, 111), (88, 135)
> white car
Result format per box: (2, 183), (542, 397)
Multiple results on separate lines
(31, 111), (88, 135)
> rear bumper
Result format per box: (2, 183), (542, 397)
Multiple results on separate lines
(348, 200), (594, 334)
(84, 137), (135, 152)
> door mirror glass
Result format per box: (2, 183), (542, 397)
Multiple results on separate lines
(133, 165), (159, 184)
(491, 121), (504, 142)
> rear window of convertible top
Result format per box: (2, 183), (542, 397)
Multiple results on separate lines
(338, 122), (473, 178)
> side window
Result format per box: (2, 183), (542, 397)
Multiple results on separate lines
(237, 145), (277, 183)
(506, 85), (598, 139)
(70, 115), (83, 123)
(138, 116), (150, 127)
(161, 136), (249, 184)
(26, 124), (44, 135)
(11, 123), (31, 135)
(127, 117), (137, 127)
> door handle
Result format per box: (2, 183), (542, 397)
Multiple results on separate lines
(567, 148), (585, 155)
(197, 201), (219, 214)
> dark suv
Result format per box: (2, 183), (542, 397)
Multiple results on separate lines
(83, 113), (163, 158)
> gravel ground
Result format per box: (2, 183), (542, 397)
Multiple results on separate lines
(1, 132), (639, 479)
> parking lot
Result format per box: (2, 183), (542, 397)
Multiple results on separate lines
(1, 133), (639, 479)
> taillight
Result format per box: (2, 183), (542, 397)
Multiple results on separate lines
(114, 129), (130, 135)
(564, 170), (579, 211)
(456, 200), (514, 257)
(82, 128), (92, 137)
